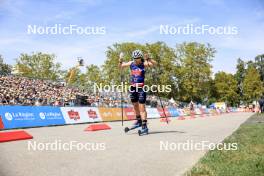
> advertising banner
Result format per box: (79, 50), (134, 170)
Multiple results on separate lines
(146, 108), (160, 119)
(99, 108), (127, 121)
(86, 107), (102, 122)
(0, 106), (65, 129)
(112, 108), (127, 121)
(0, 115), (4, 129)
(61, 107), (102, 124)
(124, 107), (136, 120)
(157, 107), (171, 117)
(168, 108), (180, 117)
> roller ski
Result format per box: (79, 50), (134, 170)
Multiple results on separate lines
(124, 116), (142, 133)
(138, 120), (148, 136)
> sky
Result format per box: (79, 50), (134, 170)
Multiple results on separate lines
(0, 0), (263, 74)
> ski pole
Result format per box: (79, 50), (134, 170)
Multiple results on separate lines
(146, 50), (169, 124)
(119, 52), (124, 126)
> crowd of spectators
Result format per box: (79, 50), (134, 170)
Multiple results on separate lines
(0, 75), (173, 107)
(2, 75), (262, 112)
(0, 75), (87, 106)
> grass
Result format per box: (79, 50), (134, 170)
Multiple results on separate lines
(186, 113), (264, 176)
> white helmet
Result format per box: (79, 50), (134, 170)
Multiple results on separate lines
(132, 49), (143, 59)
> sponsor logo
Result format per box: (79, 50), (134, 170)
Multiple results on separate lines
(88, 109), (98, 119)
(112, 110), (122, 116)
(39, 112), (46, 120)
(103, 112), (112, 117)
(131, 69), (142, 76)
(126, 112), (135, 116)
(67, 110), (80, 121)
(5, 112), (13, 121)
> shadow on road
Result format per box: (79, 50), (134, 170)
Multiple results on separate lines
(127, 130), (186, 135)
(148, 130), (186, 135)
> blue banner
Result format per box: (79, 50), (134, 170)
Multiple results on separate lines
(0, 106), (65, 129)
(168, 108), (180, 117)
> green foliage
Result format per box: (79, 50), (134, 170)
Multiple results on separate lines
(102, 41), (215, 101)
(214, 72), (239, 106)
(234, 58), (246, 97)
(0, 55), (12, 75)
(103, 42), (144, 85)
(15, 52), (62, 80)
(102, 42), (179, 98)
(255, 54), (264, 82)
(83, 64), (103, 93)
(176, 42), (216, 102)
(242, 66), (264, 104)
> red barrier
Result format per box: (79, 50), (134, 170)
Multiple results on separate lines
(0, 130), (33, 143)
(84, 124), (111, 131)
(0, 115), (4, 130)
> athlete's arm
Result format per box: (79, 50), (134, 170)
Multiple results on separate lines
(119, 60), (133, 68)
(144, 53), (157, 67)
(145, 58), (157, 67)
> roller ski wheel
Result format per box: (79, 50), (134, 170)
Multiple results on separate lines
(138, 127), (149, 136)
(124, 127), (130, 133)
(124, 120), (142, 133)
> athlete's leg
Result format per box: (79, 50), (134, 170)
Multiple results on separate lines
(130, 88), (141, 118)
(138, 88), (147, 120)
(138, 103), (148, 135)
(130, 87), (142, 126)
(138, 88), (148, 132)
(132, 102), (140, 117)
(139, 103), (147, 120)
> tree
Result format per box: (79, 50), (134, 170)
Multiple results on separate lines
(15, 52), (62, 80)
(214, 72), (239, 106)
(84, 64), (103, 93)
(243, 66), (263, 104)
(255, 54), (264, 81)
(176, 42), (216, 102)
(246, 60), (256, 69)
(102, 42), (179, 98)
(65, 67), (81, 85)
(234, 58), (246, 98)
(206, 78), (218, 106)
(103, 42), (144, 86)
(145, 42), (179, 99)
(0, 55), (12, 75)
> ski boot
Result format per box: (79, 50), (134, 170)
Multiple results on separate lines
(138, 120), (148, 136)
(124, 115), (142, 133)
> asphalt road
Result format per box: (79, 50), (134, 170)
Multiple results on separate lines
(0, 112), (253, 176)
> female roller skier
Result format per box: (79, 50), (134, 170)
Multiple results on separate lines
(119, 49), (157, 135)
